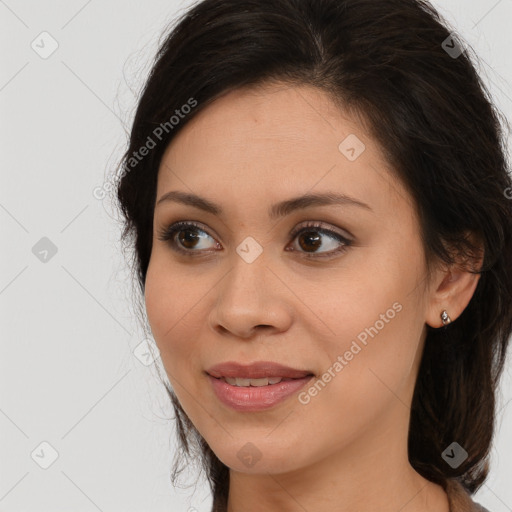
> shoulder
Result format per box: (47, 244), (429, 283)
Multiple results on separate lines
(444, 478), (491, 512)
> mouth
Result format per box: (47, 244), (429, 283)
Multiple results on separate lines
(209, 375), (311, 386)
(205, 361), (315, 411)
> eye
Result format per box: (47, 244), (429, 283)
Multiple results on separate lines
(287, 221), (352, 259)
(156, 220), (352, 259)
(157, 221), (220, 254)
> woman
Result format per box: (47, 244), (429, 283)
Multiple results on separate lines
(115, 0), (512, 510)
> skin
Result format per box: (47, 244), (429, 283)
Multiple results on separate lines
(144, 81), (481, 512)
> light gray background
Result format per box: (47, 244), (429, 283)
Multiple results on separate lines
(1, 1), (511, 511)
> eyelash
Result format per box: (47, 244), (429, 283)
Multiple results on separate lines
(156, 220), (353, 260)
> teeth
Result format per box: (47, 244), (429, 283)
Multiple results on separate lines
(224, 376), (285, 386)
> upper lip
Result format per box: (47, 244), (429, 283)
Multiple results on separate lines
(206, 361), (314, 379)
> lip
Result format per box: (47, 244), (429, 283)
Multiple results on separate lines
(207, 374), (314, 411)
(206, 361), (314, 379)
(205, 361), (315, 412)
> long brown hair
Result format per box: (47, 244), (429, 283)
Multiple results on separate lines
(114, 1), (512, 510)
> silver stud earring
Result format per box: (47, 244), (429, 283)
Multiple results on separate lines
(441, 310), (452, 326)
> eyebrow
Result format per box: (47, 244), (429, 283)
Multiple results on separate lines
(156, 190), (373, 220)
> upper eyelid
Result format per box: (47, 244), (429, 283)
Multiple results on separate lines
(290, 221), (353, 239)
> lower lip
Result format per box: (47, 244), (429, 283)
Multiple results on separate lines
(207, 374), (314, 411)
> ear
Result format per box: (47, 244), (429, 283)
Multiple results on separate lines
(425, 231), (484, 328)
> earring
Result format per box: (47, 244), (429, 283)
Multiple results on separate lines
(441, 310), (452, 326)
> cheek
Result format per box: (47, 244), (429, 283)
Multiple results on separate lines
(294, 303), (422, 464)
(144, 260), (170, 343)
(144, 259), (199, 368)
(314, 265), (418, 359)
(144, 260), (218, 442)
(306, 249), (425, 412)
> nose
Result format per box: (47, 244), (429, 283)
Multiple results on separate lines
(208, 250), (293, 340)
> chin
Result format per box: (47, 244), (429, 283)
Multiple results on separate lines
(209, 434), (308, 475)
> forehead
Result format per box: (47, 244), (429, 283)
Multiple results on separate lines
(156, 82), (413, 218)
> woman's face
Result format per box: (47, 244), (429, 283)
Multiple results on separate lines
(145, 82), (435, 474)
